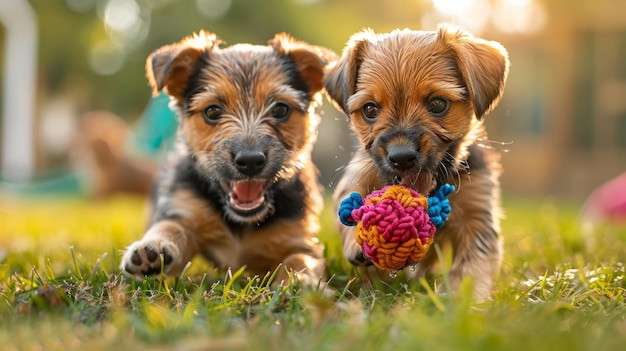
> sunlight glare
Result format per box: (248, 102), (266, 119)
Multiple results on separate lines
(503, 0), (532, 7)
(425, 0), (491, 35)
(433, 0), (473, 16)
(492, 0), (546, 35)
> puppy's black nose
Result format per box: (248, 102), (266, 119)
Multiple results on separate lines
(234, 150), (266, 176)
(387, 146), (417, 171)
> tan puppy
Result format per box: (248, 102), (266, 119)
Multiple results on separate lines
(120, 31), (335, 286)
(324, 24), (509, 300)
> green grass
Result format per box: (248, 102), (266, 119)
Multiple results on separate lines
(1, 193), (625, 350)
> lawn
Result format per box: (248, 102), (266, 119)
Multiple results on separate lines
(0, 192), (625, 350)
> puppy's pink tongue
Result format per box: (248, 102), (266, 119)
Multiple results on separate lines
(230, 180), (265, 210)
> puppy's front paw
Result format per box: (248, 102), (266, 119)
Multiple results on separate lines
(121, 238), (181, 277)
(343, 237), (371, 266)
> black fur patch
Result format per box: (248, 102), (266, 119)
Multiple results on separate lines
(280, 55), (312, 105)
(466, 143), (488, 171)
(182, 51), (210, 114)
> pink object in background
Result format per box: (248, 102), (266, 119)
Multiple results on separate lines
(582, 172), (626, 222)
(581, 172), (626, 248)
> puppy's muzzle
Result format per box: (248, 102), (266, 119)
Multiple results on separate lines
(234, 150), (267, 177)
(226, 149), (269, 214)
(387, 145), (418, 172)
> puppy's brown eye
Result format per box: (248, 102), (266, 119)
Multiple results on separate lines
(362, 102), (380, 123)
(427, 97), (450, 117)
(271, 102), (291, 120)
(203, 105), (222, 124)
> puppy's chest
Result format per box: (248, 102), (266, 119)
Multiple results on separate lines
(199, 222), (302, 271)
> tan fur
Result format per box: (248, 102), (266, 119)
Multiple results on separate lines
(325, 24), (509, 300)
(121, 31), (336, 286)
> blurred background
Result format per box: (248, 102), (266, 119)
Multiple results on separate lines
(0, 0), (624, 204)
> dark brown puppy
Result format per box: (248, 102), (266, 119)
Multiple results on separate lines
(120, 31), (335, 286)
(325, 24), (509, 300)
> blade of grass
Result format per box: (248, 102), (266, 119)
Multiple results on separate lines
(160, 276), (172, 301)
(31, 266), (44, 287)
(88, 252), (108, 282)
(223, 265), (246, 304)
(175, 261), (193, 292)
(337, 276), (357, 300)
(434, 243), (452, 296)
(237, 275), (260, 304)
(45, 258), (55, 281)
(261, 264), (282, 287)
(69, 246), (84, 281)
(420, 278), (446, 312)
(267, 282), (284, 313)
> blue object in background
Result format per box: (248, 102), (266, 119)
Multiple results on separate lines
(0, 93), (179, 196)
(131, 92), (178, 158)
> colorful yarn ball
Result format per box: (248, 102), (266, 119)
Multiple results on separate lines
(338, 184), (454, 271)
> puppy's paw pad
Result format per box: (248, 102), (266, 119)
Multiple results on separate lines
(121, 240), (180, 277)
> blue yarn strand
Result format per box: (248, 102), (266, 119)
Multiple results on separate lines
(338, 192), (363, 226)
(428, 184), (455, 228)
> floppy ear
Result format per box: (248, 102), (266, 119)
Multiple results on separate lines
(270, 33), (338, 94)
(437, 24), (509, 119)
(146, 31), (221, 100)
(322, 29), (374, 115)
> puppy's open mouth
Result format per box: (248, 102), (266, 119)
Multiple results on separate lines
(227, 180), (267, 212)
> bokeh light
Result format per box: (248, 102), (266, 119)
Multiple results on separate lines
(103, 0), (150, 49)
(426, 0), (546, 35)
(88, 40), (125, 76)
(104, 0), (140, 34)
(65, 0), (96, 13)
